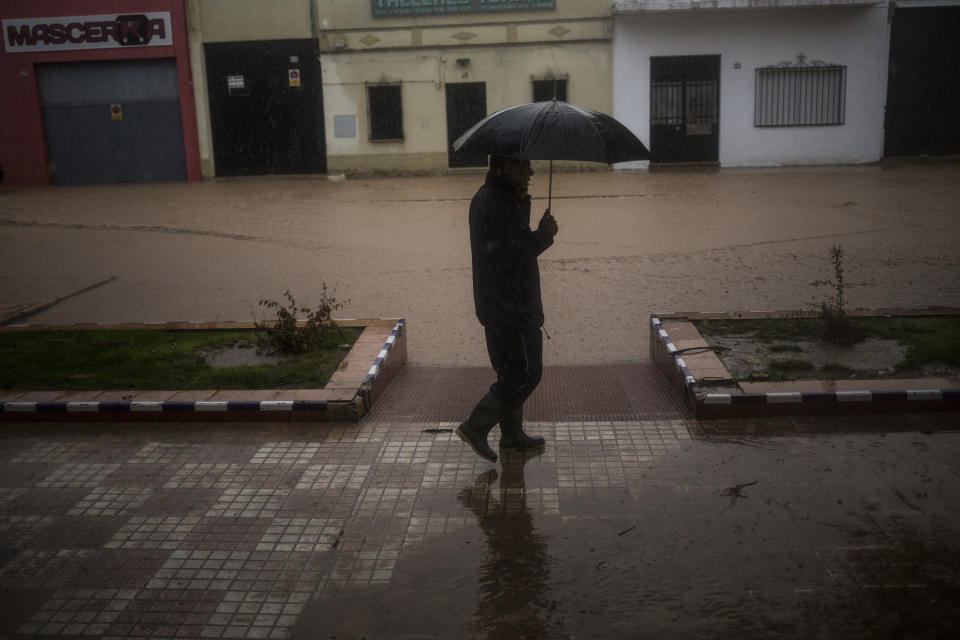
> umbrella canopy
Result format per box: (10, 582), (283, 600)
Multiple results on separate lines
(453, 99), (650, 165)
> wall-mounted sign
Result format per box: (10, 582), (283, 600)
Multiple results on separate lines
(371, 0), (555, 18)
(3, 12), (172, 53)
(289, 69), (301, 87)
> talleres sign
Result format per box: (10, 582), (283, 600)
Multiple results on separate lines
(372, 0), (555, 17)
(3, 12), (172, 53)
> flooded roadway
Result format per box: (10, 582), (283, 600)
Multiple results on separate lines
(2, 163), (959, 365)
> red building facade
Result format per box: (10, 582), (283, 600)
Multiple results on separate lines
(1, 0), (200, 185)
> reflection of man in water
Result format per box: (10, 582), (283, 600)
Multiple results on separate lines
(458, 451), (552, 637)
(457, 155), (559, 463)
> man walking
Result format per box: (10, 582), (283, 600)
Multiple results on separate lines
(456, 155), (559, 462)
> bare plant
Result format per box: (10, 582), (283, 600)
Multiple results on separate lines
(811, 245), (865, 345)
(255, 283), (349, 354)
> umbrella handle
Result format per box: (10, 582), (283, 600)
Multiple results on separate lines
(548, 159), (553, 212)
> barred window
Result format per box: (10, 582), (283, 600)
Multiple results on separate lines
(533, 78), (567, 102)
(755, 61), (846, 127)
(368, 83), (403, 140)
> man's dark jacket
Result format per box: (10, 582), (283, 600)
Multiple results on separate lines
(469, 170), (554, 329)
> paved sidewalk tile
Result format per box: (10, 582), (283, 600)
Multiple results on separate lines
(1, 367), (959, 639)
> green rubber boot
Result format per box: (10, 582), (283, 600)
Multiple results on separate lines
(498, 406), (546, 450)
(456, 392), (507, 462)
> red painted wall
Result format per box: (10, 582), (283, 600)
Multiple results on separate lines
(0, 0), (200, 185)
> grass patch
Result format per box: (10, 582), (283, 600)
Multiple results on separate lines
(819, 363), (856, 378)
(695, 317), (821, 342)
(694, 318), (817, 342)
(767, 359), (815, 374)
(0, 328), (361, 391)
(695, 316), (960, 373)
(857, 317), (960, 371)
(769, 343), (804, 353)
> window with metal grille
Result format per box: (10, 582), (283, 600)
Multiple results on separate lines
(368, 83), (403, 140)
(651, 79), (718, 131)
(533, 78), (567, 102)
(754, 62), (846, 127)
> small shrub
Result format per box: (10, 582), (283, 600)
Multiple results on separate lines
(811, 245), (865, 346)
(255, 283), (349, 354)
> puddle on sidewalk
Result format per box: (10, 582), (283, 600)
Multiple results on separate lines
(291, 433), (960, 639)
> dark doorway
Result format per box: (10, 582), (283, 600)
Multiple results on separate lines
(446, 82), (487, 168)
(885, 7), (960, 157)
(37, 60), (186, 185)
(204, 39), (325, 176)
(650, 56), (720, 163)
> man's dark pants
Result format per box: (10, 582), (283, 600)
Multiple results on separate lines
(485, 325), (543, 408)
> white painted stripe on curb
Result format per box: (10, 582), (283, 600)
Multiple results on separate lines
(907, 389), (942, 401)
(704, 394), (732, 405)
(4, 402), (37, 412)
(131, 402), (163, 412)
(260, 401), (294, 411)
(767, 393), (803, 404)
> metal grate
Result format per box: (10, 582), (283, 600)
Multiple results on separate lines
(533, 78), (567, 102)
(755, 63), (846, 127)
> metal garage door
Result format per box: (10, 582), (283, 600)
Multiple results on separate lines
(204, 39), (326, 176)
(37, 59), (187, 185)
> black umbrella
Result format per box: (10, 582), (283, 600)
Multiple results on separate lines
(453, 99), (650, 208)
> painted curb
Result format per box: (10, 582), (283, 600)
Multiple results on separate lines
(651, 313), (960, 419)
(1, 319), (406, 423)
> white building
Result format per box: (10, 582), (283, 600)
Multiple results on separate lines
(612, 0), (891, 168)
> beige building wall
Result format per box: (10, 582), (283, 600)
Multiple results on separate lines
(323, 40), (613, 175)
(198, 0), (313, 42)
(188, 1), (614, 177)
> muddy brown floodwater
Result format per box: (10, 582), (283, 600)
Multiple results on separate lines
(2, 163), (959, 366)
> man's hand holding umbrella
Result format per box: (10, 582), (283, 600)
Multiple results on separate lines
(538, 209), (558, 237)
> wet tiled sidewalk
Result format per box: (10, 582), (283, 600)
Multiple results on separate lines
(1, 366), (959, 639)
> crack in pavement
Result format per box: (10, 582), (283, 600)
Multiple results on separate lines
(0, 218), (260, 242)
(542, 228), (894, 269)
(0, 218), (353, 255)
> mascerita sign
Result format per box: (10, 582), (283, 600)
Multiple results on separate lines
(3, 12), (172, 53)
